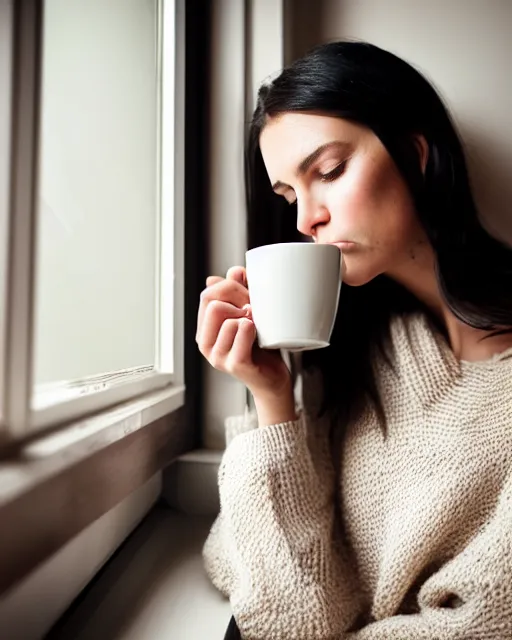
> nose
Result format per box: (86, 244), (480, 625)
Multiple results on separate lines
(296, 194), (331, 239)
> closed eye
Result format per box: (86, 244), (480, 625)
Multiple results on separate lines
(318, 160), (347, 183)
(278, 158), (348, 206)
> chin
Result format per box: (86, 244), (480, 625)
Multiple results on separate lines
(339, 249), (385, 286)
(341, 262), (380, 287)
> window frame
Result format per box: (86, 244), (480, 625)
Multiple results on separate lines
(0, 0), (203, 601)
(0, 0), (14, 440)
(1, 0), (185, 440)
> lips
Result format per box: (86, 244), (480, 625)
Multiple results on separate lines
(328, 241), (356, 249)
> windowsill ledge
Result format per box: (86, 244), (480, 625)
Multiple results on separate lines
(0, 384), (190, 596)
(47, 506), (232, 640)
(163, 447), (224, 516)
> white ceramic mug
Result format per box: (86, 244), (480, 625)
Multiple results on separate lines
(245, 242), (342, 351)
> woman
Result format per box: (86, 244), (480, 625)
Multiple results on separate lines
(197, 42), (512, 639)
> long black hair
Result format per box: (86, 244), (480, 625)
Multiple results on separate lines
(246, 41), (512, 432)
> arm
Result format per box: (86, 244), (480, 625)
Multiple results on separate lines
(203, 408), (364, 640)
(198, 268), (365, 636)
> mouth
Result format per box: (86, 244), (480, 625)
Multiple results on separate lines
(328, 241), (357, 251)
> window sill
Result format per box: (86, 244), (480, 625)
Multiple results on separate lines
(0, 384), (191, 596)
(163, 447), (223, 515)
(47, 506), (232, 640)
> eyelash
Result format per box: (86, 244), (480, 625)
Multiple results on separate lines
(318, 160), (347, 182)
(287, 159), (348, 206)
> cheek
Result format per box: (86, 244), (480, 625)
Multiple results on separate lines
(326, 163), (417, 245)
(324, 172), (381, 232)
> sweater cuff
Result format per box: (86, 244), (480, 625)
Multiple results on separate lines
(224, 403), (303, 448)
(224, 412), (307, 466)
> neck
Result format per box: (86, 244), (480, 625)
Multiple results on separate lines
(388, 244), (512, 362)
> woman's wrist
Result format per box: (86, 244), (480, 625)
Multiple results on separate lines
(251, 381), (297, 427)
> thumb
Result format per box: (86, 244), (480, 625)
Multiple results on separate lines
(226, 266), (248, 288)
(206, 275), (224, 287)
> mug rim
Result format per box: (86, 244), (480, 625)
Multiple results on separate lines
(246, 242), (341, 258)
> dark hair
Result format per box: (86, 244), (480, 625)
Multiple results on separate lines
(246, 41), (512, 433)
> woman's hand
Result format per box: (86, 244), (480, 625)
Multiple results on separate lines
(196, 266), (296, 423)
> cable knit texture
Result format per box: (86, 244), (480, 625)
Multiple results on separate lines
(203, 313), (512, 639)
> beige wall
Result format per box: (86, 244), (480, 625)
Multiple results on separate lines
(285, 0), (512, 242)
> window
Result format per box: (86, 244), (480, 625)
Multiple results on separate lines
(1, 0), (184, 439)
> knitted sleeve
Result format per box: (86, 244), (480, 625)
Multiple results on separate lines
(202, 411), (364, 639)
(347, 472), (512, 640)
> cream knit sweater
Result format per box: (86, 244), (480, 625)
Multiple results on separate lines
(203, 313), (512, 640)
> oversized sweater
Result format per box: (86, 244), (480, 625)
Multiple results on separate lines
(203, 313), (512, 640)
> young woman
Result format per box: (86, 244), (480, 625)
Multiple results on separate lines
(197, 41), (512, 639)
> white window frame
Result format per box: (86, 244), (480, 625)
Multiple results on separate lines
(1, 0), (185, 440)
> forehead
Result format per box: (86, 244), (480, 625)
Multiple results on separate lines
(259, 112), (362, 182)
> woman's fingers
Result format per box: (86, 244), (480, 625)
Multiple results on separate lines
(206, 266), (247, 289)
(206, 275), (223, 287)
(226, 266), (247, 287)
(201, 278), (249, 307)
(197, 300), (245, 351)
(207, 318), (257, 375)
(226, 319), (257, 373)
(198, 278), (249, 330)
(208, 318), (240, 369)
(197, 266), (256, 378)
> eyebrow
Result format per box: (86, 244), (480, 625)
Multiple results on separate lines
(271, 141), (351, 192)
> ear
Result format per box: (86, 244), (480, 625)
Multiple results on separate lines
(412, 134), (429, 174)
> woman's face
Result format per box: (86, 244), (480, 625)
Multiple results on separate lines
(259, 112), (428, 286)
